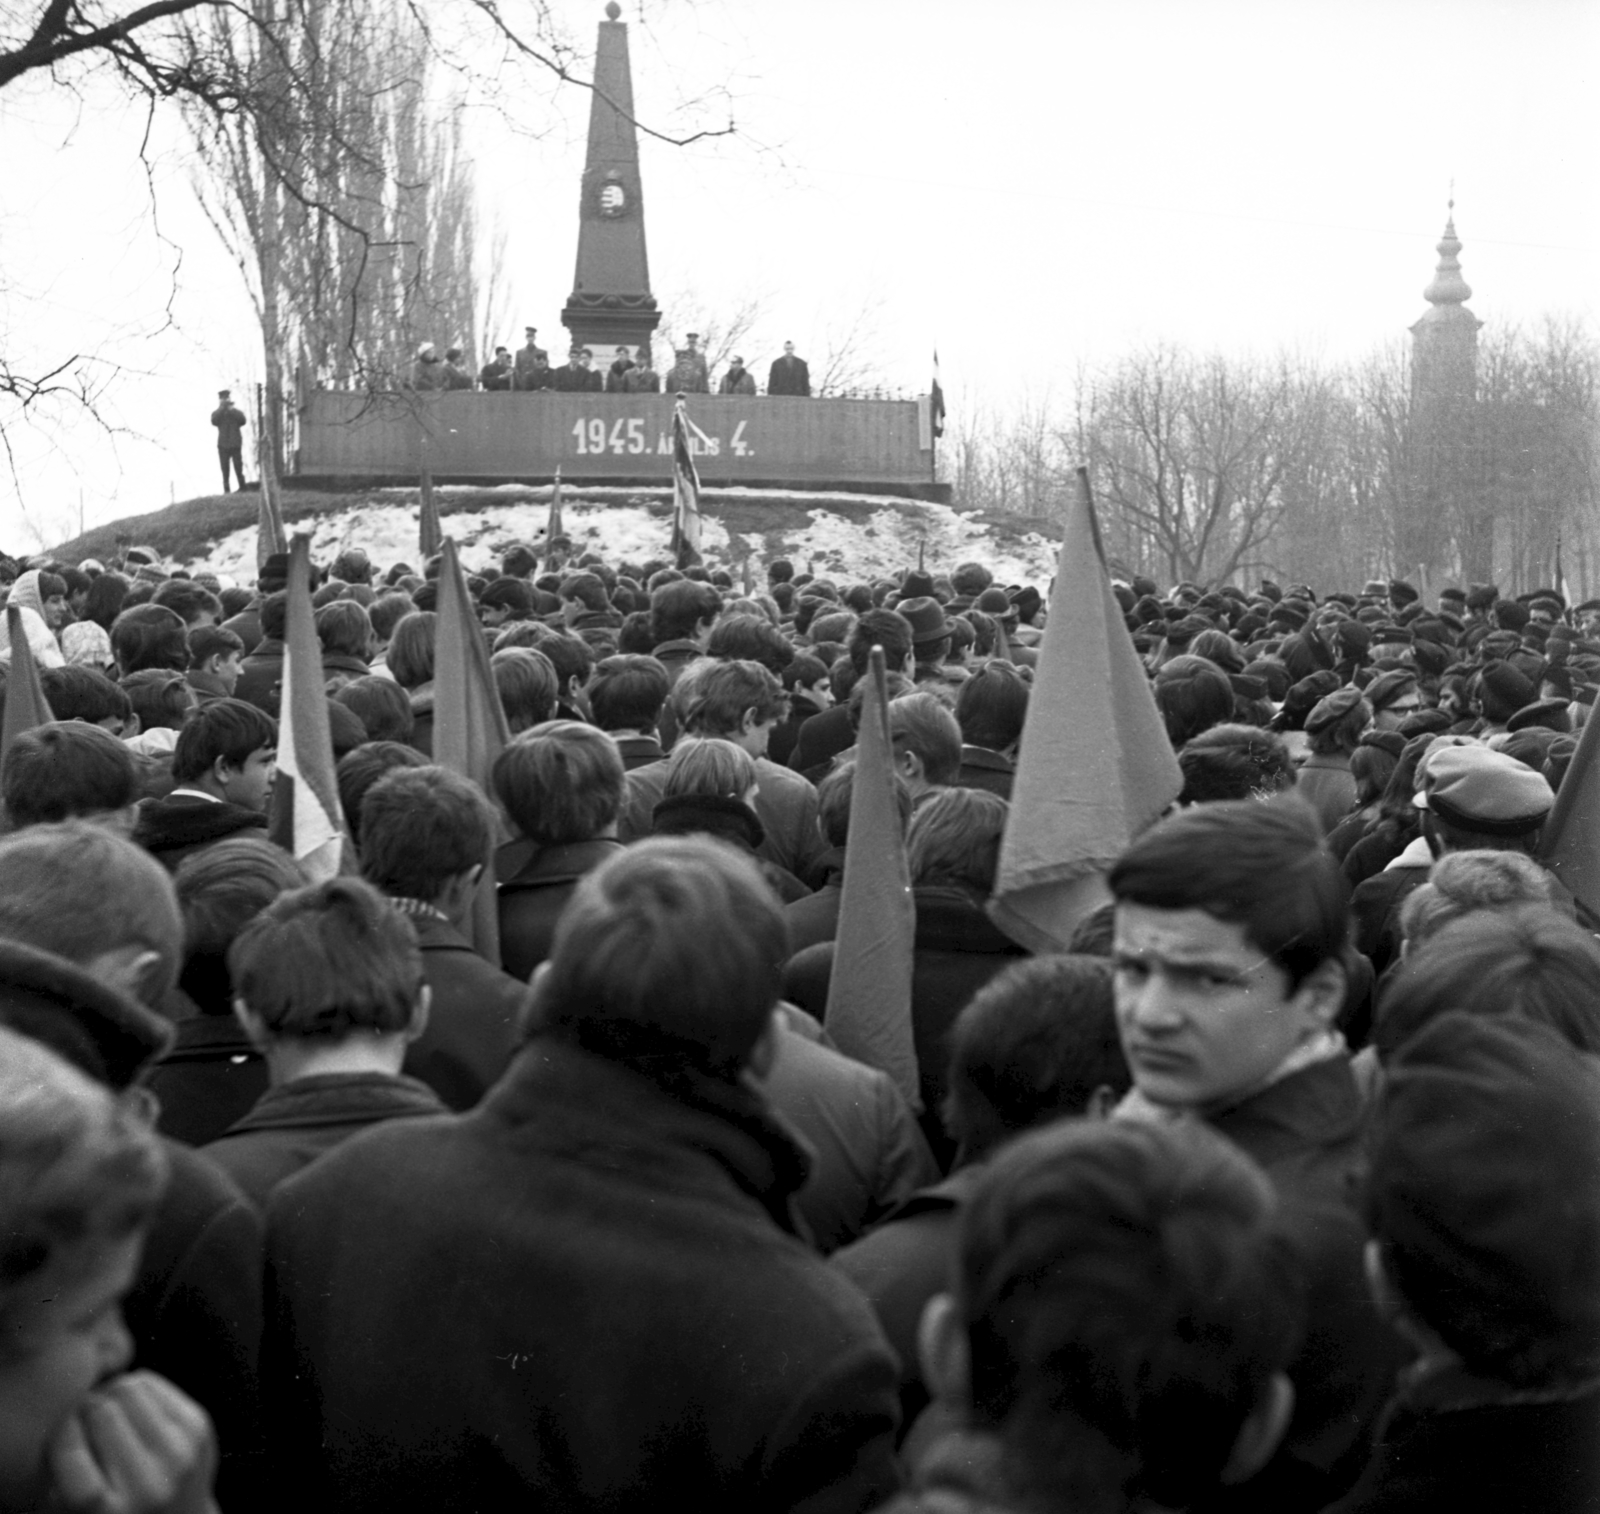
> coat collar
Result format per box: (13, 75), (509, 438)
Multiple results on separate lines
(651, 793), (765, 852)
(500, 838), (627, 889)
(483, 1037), (812, 1237)
(223, 1071), (446, 1135)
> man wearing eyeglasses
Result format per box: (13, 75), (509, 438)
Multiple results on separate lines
(1107, 797), (1404, 1514)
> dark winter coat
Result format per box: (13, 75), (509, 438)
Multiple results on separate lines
(131, 793), (268, 872)
(403, 910), (527, 1109)
(204, 1071), (447, 1210)
(768, 354), (812, 397)
(789, 701), (857, 782)
(758, 1026), (938, 1254)
(496, 838), (627, 984)
(148, 1011), (268, 1148)
(956, 745), (1015, 799)
(234, 637), (285, 714)
(649, 793), (811, 903)
(1326, 1365), (1600, 1513)
(261, 1037), (903, 1512)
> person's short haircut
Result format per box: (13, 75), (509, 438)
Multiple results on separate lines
(314, 599), (373, 661)
(888, 691), (963, 785)
(906, 785), (1008, 894)
(497, 627), (591, 692)
(1375, 906), (1600, 1061)
(781, 652), (829, 694)
(38, 665), (131, 725)
(943, 954), (1129, 1160)
(706, 615), (793, 675)
(955, 1119), (1302, 1511)
(0, 1028), (167, 1344)
(332, 676), (414, 744)
(228, 877), (422, 1039)
(1108, 798), (1347, 991)
(560, 572), (609, 614)
(1397, 850), (1553, 953)
(492, 721), (625, 846)
(955, 659), (1029, 752)
(649, 579), (721, 645)
(491, 648), (559, 731)
(175, 836), (308, 969)
(815, 757), (912, 849)
(662, 735), (757, 802)
(110, 603), (190, 675)
(151, 579), (222, 627)
(1177, 723), (1297, 804)
(480, 578), (534, 617)
(368, 592), (416, 642)
(0, 823), (183, 1000)
(589, 654), (671, 732)
(677, 658), (786, 738)
(385, 611), (437, 690)
(186, 625), (245, 670)
(170, 697), (277, 784)
(359, 765), (495, 902)
(257, 591), (290, 642)
(3, 723), (138, 827)
(1155, 655), (1235, 748)
(849, 609), (914, 675)
(119, 668), (196, 732)
(335, 741), (428, 848)
(538, 837), (787, 1078)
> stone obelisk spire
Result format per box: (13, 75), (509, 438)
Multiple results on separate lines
(560, 2), (661, 361)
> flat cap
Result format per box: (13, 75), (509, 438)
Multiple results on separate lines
(1413, 743), (1554, 835)
(1304, 685), (1367, 734)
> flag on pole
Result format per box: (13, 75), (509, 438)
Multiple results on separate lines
(419, 467), (443, 560)
(670, 398), (703, 568)
(990, 615), (1014, 664)
(268, 535), (345, 881)
(988, 467), (1183, 952)
(1539, 692), (1600, 928)
(1557, 531), (1572, 608)
(432, 536), (512, 966)
(824, 646), (919, 1107)
(740, 552), (754, 598)
(930, 350), (946, 439)
(546, 467), (565, 551)
(0, 606), (54, 785)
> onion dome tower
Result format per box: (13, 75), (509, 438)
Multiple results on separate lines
(559, 2), (661, 362)
(1410, 204), (1482, 407)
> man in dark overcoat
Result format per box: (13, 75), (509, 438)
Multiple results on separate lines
(262, 836), (902, 1514)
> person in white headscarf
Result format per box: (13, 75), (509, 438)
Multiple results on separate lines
(0, 570), (66, 669)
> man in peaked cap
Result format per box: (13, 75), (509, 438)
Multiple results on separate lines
(1350, 743), (1559, 976)
(1332, 1013), (1600, 1511)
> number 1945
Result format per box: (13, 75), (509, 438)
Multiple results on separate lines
(572, 418), (648, 455)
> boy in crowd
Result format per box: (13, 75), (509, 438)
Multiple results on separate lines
(203, 877), (447, 1209)
(187, 624), (246, 703)
(131, 699), (276, 870)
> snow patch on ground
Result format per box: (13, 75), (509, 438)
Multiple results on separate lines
(193, 492), (1061, 586)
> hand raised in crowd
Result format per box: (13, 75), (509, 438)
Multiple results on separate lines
(48, 1372), (218, 1514)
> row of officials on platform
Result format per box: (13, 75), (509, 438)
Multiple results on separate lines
(411, 327), (812, 397)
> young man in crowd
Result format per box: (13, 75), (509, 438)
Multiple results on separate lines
(357, 764), (527, 1109)
(203, 877), (447, 1209)
(131, 698), (277, 870)
(1107, 798), (1406, 1511)
(262, 838), (901, 1513)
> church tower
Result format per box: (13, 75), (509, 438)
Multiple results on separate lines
(560, 3), (662, 363)
(1405, 206), (1485, 581)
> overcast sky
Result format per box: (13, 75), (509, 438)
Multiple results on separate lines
(1, 0), (1595, 548)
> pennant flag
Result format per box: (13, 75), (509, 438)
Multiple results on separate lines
(546, 467), (565, 553)
(1540, 690), (1600, 927)
(1557, 531), (1572, 609)
(268, 535), (345, 881)
(988, 467), (1183, 952)
(825, 646), (919, 1107)
(419, 467), (443, 559)
(670, 398), (703, 568)
(432, 536), (512, 966)
(741, 552), (754, 598)
(0, 606), (54, 786)
(990, 616), (1013, 664)
(930, 349), (946, 439)
(917, 537), (926, 574)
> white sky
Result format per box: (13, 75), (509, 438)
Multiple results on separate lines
(1, 0), (1595, 549)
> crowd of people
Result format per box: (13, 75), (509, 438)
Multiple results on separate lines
(0, 532), (1596, 1513)
(413, 327), (813, 397)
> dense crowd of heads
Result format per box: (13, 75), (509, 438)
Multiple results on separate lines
(0, 535), (1596, 1513)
